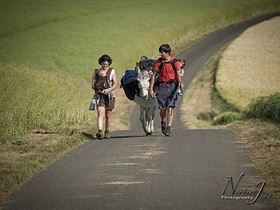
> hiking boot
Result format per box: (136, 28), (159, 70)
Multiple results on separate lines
(165, 126), (171, 136)
(104, 130), (111, 139)
(161, 121), (167, 136)
(96, 129), (103, 140)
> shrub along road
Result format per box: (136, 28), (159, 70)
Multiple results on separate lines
(2, 12), (280, 210)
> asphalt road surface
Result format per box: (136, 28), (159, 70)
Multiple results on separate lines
(2, 13), (280, 210)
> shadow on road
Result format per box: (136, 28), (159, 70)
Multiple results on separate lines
(81, 131), (161, 141)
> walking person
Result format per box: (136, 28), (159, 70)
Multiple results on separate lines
(149, 44), (183, 136)
(92, 54), (118, 139)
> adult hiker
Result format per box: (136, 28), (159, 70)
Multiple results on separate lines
(92, 54), (118, 139)
(149, 44), (183, 136)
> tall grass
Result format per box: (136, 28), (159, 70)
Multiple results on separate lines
(0, 64), (94, 142)
(216, 16), (280, 110)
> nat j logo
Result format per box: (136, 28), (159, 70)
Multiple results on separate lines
(221, 172), (272, 205)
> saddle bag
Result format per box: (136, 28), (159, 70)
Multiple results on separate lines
(120, 69), (139, 100)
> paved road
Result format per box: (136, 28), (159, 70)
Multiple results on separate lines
(2, 13), (280, 210)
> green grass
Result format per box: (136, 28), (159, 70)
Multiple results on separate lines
(0, 64), (94, 143)
(0, 64), (94, 196)
(244, 92), (280, 123)
(196, 111), (216, 121)
(212, 90), (241, 113)
(0, 132), (83, 197)
(1, 0), (280, 79)
(213, 111), (242, 125)
(212, 87), (242, 125)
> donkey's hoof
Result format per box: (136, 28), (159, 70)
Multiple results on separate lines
(145, 132), (152, 136)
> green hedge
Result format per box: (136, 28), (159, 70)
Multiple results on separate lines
(213, 112), (242, 125)
(244, 92), (280, 123)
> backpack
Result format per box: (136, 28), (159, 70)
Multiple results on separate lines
(154, 58), (181, 89)
(94, 68), (114, 91)
(158, 58), (180, 74)
(120, 69), (139, 100)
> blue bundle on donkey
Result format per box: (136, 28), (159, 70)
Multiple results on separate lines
(120, 56), (157, 136)
(120, 69), (139, 100)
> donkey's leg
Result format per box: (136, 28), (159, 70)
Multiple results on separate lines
(145, 106), (151, 133)
(150, 105), (157, 133)
(146, 105), (156, 133)
(144, 106), (154, 135)
(139, 106), (147, 133)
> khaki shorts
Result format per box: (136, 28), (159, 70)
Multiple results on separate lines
(97, 94), (115, 111)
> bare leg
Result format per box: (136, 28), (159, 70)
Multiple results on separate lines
(160, 109), (167, 123)
(166, 107), (174, 127)
(97, 106), (105, 130)
(105, 109), (112, 131)
(160, 108), (168, 135)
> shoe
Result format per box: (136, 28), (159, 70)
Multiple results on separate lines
(161, 121), (167, 136)
(104, 130), (111, 139)
(96, 129), (103, 140)
(165, 126), (171, 136)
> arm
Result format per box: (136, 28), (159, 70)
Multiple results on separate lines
(176, 69), (182, 85)
(149, 72), (156, 97)
(175, 60), (183, 85)
(110, 71), (118, 92)
(92, 70), (96, 90)
(102, 70), (118, 94)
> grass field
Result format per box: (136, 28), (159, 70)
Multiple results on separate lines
(216, 16), (280, 110)
(1, 0), (280, 200)
(1, 0), (280, 78)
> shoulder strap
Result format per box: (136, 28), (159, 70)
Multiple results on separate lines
(106, 68), (113, 79)
(93, 69), (99, 86)
(106, 68), (114, 87)
(158, 58), (179, 74)
(170, 58), (179, 72)
(158, 58), (165, 75)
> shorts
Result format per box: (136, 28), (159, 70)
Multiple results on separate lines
(156, 82), (178, 109)
(97, 93), (115, 111)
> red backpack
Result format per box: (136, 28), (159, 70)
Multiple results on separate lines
(154, 58), (182, 88)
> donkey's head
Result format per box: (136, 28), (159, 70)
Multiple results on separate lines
(136, 57), (155, 99)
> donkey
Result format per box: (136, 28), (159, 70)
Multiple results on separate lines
(134, 57), (157, 136)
